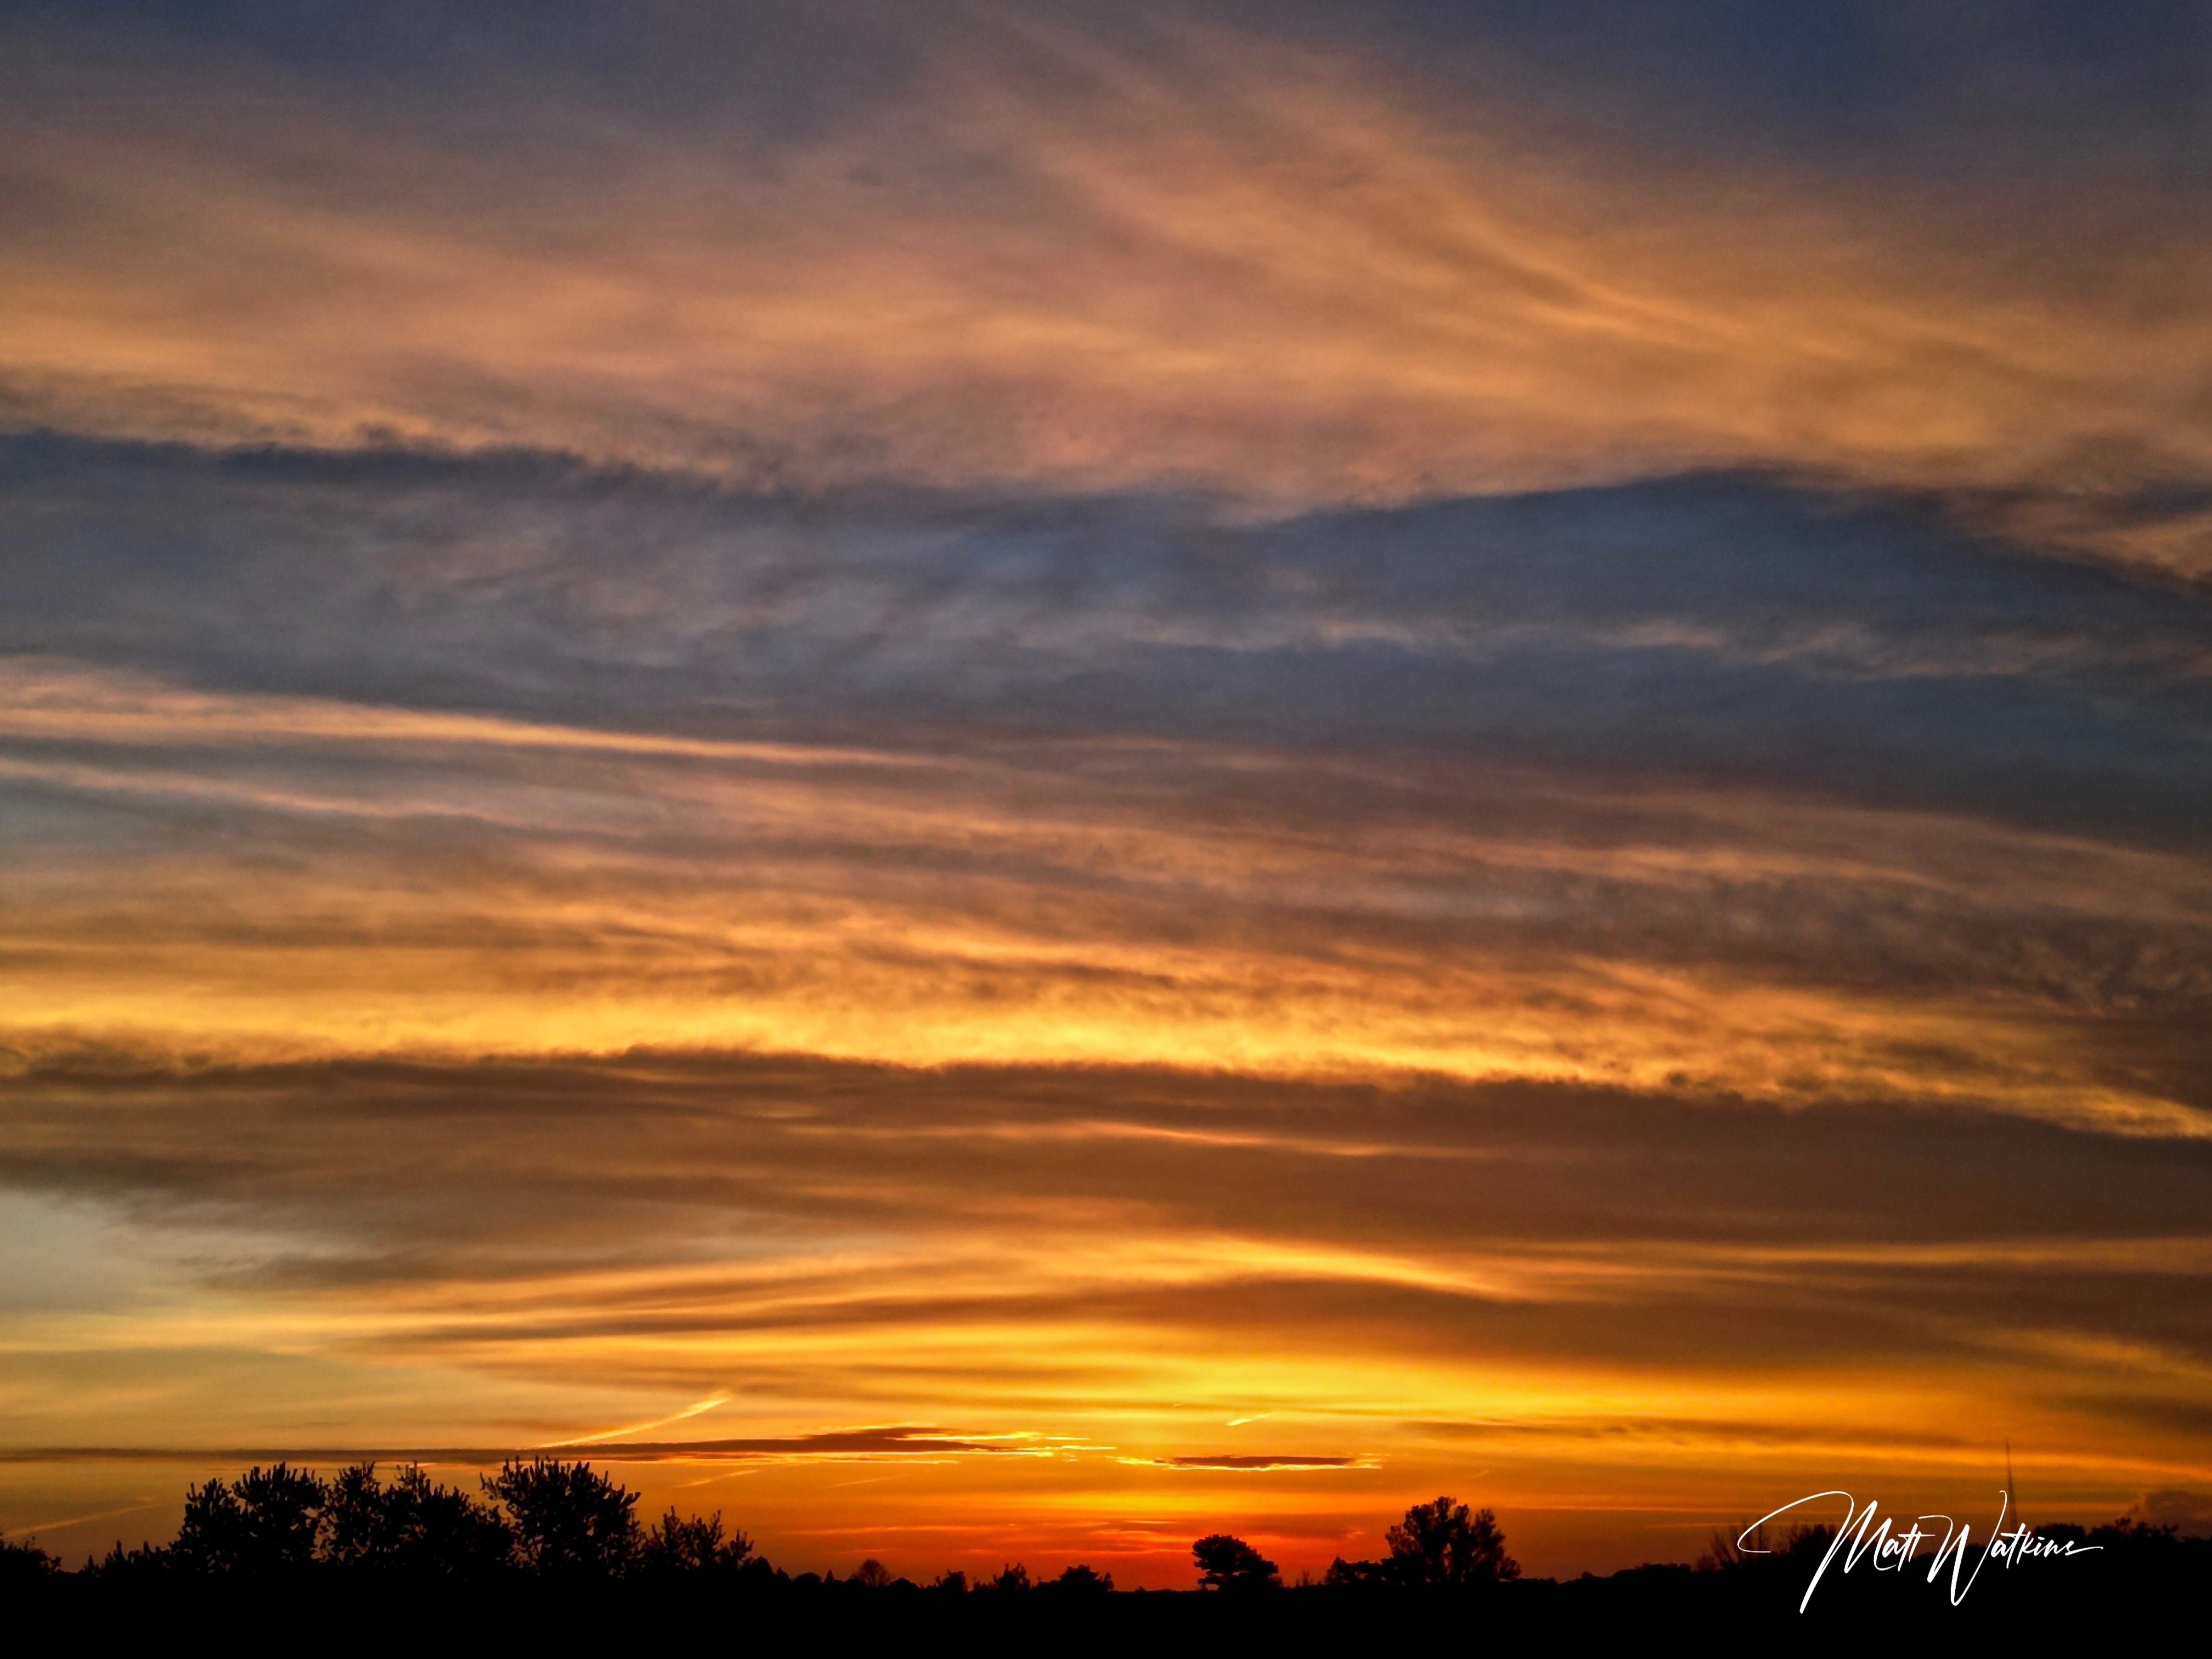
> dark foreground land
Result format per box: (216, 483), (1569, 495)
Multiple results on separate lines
(5, 1460), (2200, 1647)
(5, 1562), (2199, 1650)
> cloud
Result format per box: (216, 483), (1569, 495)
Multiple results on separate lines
(3, 1049), (2207, 1563)
(3, 439), (2208, 1127)
(0, 1425), (1017, 1465)
(3, 9), (2211, 571)
(4, 1051), (2210, 1456)
(1141, 1455), (1367, 1471)
(4, 3), (2212, 1576)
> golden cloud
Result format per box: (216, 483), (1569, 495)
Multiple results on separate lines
(3, 23), (2208, 570)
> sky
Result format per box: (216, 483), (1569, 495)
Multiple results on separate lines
(3, 0), (2211, 1585)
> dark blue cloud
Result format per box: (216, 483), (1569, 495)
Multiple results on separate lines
(17, 1), (2207, 185)
(5, 432), (2208, 849)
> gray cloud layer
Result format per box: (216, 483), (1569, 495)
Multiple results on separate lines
(6, 434), (2208, 820)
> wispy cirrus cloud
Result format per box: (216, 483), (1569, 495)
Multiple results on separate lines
(4, 8), (2211, 571)
(5, 2), (2212, 1582)
(4, 440), (2208, 1125)
(1136, 1456), (1369, 1471)
(4, 1051), (2209, 1565)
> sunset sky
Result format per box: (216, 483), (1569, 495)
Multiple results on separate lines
(4, 1), (2211, 1584)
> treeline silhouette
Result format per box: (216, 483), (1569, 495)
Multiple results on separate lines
(4, 1462), (2203, 1635)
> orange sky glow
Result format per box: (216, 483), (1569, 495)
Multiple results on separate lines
(3, 2), (2210, 1583)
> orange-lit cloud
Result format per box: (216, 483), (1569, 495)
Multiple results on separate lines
(3, 16), (2209, 572)
(4, 4), (2211, 1585)
(5, 1051), (2210, 1576)
(2, 661), (2205, 1132)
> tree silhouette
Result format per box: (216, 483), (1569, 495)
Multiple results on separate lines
(1043, 1562), (1114, 1593)
(321, 1463), (388, 1566)
(17, 1466), (2212, 1625)
(325, 1463), (514, 1577)
(639, 1507), (754, 1579)
(1321, 1555), (1384, 1587)
(1383, 1496), (1519, 1587)
(482, 1458), (640, 1578)
(84, 1538), (172, 1584)
(173, 1463), (326, 1575)
(1192, 1533), (1279, 1590)
(1, 1532), (58, 1588)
